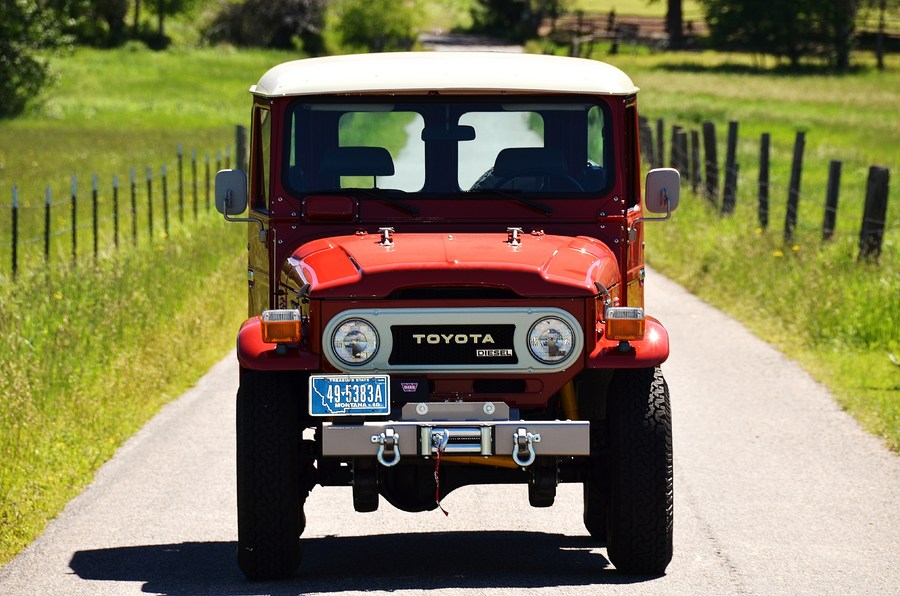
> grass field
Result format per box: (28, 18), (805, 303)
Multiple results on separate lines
(0, 45), (276, 565)
(572, 0), (704, 20)
(600, 49), (900, 451)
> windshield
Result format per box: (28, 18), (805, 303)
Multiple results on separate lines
(283, 97), (613, 197)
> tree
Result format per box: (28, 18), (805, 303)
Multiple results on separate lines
(471, 0), (568, 41)
(335, 0), (418, 52)
(666, 0), (685, 48)
(206, 0), (326, 53)
(649, 0), (685, 48)
(864, 0), (900, 69)
(700, 0), (860, 70)
(44, 0), (128, 46)
(0, 0), (61, 117)
(147, 0), (195, 47)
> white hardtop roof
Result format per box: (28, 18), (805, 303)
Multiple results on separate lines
(251, 51), (639, 98)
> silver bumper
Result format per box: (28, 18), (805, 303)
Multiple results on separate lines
(321, 417), (590, 468)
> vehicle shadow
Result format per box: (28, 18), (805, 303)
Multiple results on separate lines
(70, 531), (662, 595)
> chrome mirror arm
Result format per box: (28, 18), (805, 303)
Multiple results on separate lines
(222, 189), (267, 243)
(628, 189), (672, 242)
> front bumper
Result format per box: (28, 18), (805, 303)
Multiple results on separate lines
(322, 406), (590, 468)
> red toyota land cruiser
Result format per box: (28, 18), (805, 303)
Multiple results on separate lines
(215, 51), (680, 580)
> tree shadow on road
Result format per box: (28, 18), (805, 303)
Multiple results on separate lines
(70, 531), (663, 595)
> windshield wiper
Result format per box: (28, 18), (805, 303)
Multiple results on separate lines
(473, 189), (554, 216)
(314, 188), (419, 216)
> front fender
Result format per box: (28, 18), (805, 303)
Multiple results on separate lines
(237, 317), (320, 371)
(585, 316), (669, 369)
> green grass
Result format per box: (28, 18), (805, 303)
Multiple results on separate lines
(571, 0), (705, 20)
(0, 45), (291, 565)
(0, 46), (293, 273)
(599, 50), (900, 450)
(0, 216), (247, 563)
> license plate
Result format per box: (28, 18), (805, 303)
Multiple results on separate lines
(309, 374), (390, 416)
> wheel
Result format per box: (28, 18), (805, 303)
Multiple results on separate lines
(352, 458), (380, 513)
(528, 457), (557, 508)
(606, 367), (673, 575)
(578, 369), (611, 542)
(236, 369), (310, 580)
(582, 470), (608, 542)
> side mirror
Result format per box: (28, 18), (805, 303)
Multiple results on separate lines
(644, 168), (680, 214)
(215, 169), (248, 216)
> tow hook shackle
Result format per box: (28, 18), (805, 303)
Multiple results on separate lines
(372, 428), (401, 467)
(512, 427), (541, 467)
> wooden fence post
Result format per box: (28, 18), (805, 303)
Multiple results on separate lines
(669, 124), (681, 170)
(639, 116), (655, 167)
(205, 151), (211, 212)
(859, 166), (890, 262)
(191, 149), (198, 219)
(92, 173), (99, 260)
(721, 121), (739, 215)
(44, 186), (51, 260)
(783, 131), (806, 243)
(177, 145), (184, 222)
(130, 168), (138, 246)
(162, 165), (170, 238)
(690, 130), (701, 193)
(236, 125), (248, 173)
(71, 176), (78, 263)
(113, 175), (119, 249)
(146, 166), (154, 239)
(702, 121), (719, 205)
(656, 118), (665, 169)
(822, 160), (842, 241)
(758, 133), (770, 229)
(674, 129), (688, 180)
(11, 186), (18, 279)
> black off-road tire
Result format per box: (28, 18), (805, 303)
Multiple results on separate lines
(606, 367), (673, 575)
(579, 369), (611, 542)
(236, 369), (309, 581)
(582, 472), (608, 542)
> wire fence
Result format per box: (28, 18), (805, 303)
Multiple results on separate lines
(639, 116), (895, 264)
(2, 127), (249, 281)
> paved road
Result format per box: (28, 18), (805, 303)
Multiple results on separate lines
(1, 270), (898, 595)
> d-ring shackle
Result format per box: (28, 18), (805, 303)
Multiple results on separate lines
(372, 428), (401, 467)
(512, 427), (541, 467)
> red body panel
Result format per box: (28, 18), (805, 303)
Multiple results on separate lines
(292, 232), (620, 298)
(237, 318), (319, 371)
(587, 317), (669, 368)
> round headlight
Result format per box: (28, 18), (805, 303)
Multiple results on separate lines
(332, 318), (379, 366)
(528, 317), (575, 364)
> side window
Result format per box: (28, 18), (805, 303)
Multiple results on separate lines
(251, 105), (271, 210)
(587, 106), (605, 167)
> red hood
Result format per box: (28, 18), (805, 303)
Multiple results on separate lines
(287, 231), (620, 299)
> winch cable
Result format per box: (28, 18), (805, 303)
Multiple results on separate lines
(433, 431), (450, 516)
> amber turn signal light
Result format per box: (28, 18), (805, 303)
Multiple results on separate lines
(261, 309), (302, 344)
(605, 307), (645, 341)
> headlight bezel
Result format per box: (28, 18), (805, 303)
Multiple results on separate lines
(527, 316), (576, 365)
(331, 317), (380, 366)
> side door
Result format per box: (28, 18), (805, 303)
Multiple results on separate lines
(248, 103), (272, 316)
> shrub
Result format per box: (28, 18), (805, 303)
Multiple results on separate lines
(206, 0), (326, 54)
